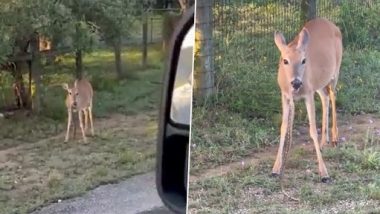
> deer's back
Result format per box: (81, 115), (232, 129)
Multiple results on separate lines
(296, 18), (342, 90)
(76, 79), (93, 108)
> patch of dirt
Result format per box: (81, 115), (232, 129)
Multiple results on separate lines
(190, 113), (380, 182)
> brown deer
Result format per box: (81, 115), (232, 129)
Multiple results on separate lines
(271, 18), (343, 183)
(62, 78), (94, 143)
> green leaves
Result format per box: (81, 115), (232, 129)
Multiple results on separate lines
(86, 0), (141, 45)
(0, 0), (148, 60)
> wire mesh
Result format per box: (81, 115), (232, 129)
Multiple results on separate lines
(208, 0), (378, 75)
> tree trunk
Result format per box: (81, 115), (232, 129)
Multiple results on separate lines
(75, 50), (83, 79)
(178, 0), (194, 12)
(195, 0), (214, 100)
(30, 34), (43, 113)
(28, 60), (32, 109)
(142, 11), (148, 68)
(114, 37), (123, 79)
(301, 0), (316, 25)
(162, 13), (182, 57)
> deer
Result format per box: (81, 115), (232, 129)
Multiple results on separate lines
(271, 18), (343, 183)
(62, 78), (94, 143)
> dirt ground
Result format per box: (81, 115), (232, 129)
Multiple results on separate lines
(189, 114), (380, 213)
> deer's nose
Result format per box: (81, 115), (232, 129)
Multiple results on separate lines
(291, 79), (303, 90)
(73, 101), (78, 107)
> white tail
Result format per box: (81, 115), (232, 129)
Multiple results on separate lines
(272, 18), (343, 182)
(62, 78), (94, 143)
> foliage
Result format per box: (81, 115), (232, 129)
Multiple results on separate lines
(0, 0), (152, 61)
(338, 0), (380, 49)
(0, 0), (98, 61)
(84, 0), (140, 46)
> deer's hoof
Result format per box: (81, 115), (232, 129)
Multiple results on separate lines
(321, 177), (332, 184)
(332, 141), (338, 147)
(271, 172), (280, 178)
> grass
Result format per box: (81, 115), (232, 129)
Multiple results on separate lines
(0, 43), (164, 213)
(189, 140), (380, 213)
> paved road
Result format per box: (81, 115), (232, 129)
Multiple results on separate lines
(32, 172), (172, 214)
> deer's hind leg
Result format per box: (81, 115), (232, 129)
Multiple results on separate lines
(78, 110), (87, 143)
(84, 108), (89, 134)
(328, 82), (339, 147)
(88, 105), (94, 136)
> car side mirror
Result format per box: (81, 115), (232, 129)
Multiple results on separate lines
(156, 5), (194, 214)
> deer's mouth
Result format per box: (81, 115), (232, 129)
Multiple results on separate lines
(71, 105), (78, 112)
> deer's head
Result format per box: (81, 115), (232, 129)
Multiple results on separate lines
(274, 28), (310, 92)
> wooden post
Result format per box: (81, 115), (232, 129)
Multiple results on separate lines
(30, 33), (42, 113)
(195, 0), (214, 100)
(142, 10), (148, 68)
(28, 60), (32, 109)
(114, 37), (123, 79)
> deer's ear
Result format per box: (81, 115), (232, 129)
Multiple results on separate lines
(274, 31), (287, 51)
(62, 83), (69, 91)
(296, 28), (310, 51)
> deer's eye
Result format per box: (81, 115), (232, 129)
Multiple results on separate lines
(283, 59), (289, 65)
(69, 92), (72, 95)
(76, 92), (79, 96)
(302, 58), (306, 64)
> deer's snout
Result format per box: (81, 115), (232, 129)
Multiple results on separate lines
(291, 79), (303, 90)
(72, 101), (78, 108)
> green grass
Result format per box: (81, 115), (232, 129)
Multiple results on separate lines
(189, 142), (380, 213)
(190, 107), (277, 174)
(0, 43), (164, 213)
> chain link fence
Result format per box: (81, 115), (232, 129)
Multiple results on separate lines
(194, 0), (380, 118)
(125, 8), (182, 45)
(213, 0), (378, 71)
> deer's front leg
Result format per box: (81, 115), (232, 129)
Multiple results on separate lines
(78, 110), (87, 143)
(272, 94), (292, 176)
(65, 109), (72, 143)
(305, 93), (330, 182)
